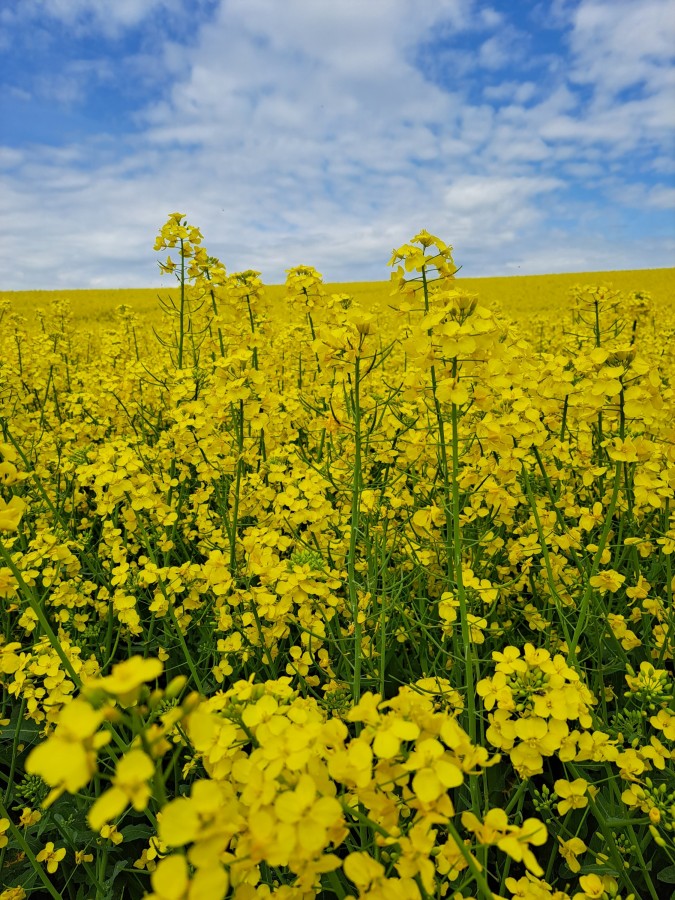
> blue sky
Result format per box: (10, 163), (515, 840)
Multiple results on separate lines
(1, 0), (673, 289)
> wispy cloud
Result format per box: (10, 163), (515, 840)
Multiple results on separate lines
(9, 0), (182, 36)
(0, 0), (673, 289)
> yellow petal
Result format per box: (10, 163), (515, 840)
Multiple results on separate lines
(88, 787), (128, 832)
(373, 730), (400, 759)
(151, 854), (188, 900)
(188, 866), (228, 900)
(0, 496), (26, 533)
(115, 749), (154, 786)
(159, 798), (200, 847)
(412, 768), (443, 803)
(435, 758), (464, 789)
(26, 739), (93, 793)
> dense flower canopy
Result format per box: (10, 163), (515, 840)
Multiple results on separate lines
(0, 218), (673, 899)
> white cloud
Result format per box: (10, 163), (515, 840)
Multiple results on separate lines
(559, 0), (675, 154)
(502, 233), (675, 275)
(479, 7), (504, 28)
(478, 35), (510, 69)
(446, 175), (562, 213)
(615, 181), (675, 210)
(441, 175), (564, 254)
(19, 0), (178, 33)
(570, 0), (675, 96)
(33, 58), (114, 106)
(483, 81), (538, 104)
(0, 0), (673, 291)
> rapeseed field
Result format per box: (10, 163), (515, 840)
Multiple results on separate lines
(0, 214), (674, 900)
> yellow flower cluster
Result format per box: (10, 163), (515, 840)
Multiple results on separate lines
(0, 217), (673, 899)
(478, 644), (595, 777)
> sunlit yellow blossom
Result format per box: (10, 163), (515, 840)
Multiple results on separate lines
(343, 851), (385, 888)
(36, 841), (66, 874)
(650, 709), (675, 740)
(589, 570), (625, 594)
(0, 888), (27, 900)
(573, 873), (607, 899)
(554, 778), (589, 815)
(25, 699), (108, 806)
(88, 749), (155, 831)
(100, 823), (123, 844)
(150, 854), (188, 900)
(557, 836), (586, 873)
(88, 656), (163, 706)
(0, 567), (18, 598)
(18, 808), (41, 828)
(0, 496), (26, 532)
(497, 818), (547, 877)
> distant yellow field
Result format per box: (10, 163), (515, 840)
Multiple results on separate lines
(3, 267), (673, 321)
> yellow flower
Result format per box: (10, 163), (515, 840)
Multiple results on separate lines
(343, 851), (386, 888)
(493, 646), (527, 675)
(573, 873), (605, 899)
(554, 778), (589, 815)
(510, 718), (567, 775)
(151, 854), (188, 900)
(372, 716), (420, 759)
(89, 656), (163, 706)
(651, 709), (675, 740)
(88, 749), (155, 831)
(159, 780), (237, 852)
(0, 817), (9, 849)
(477, 672), (512, 711)
(100, 824), (123, 844)
(0, 889), (27, 900)
(462, 809), (547, 877)
(327, 738), (374, 789)
(0, 567), (18, 598)
(461, 807), (510, 844)
(18, 808), (41, 828)
(589, 569), (625, 594)
(0, 495), (26, 532)
(406, 738), (464, 804)
(557, 836), (586, 873)
(25, 699), (108, 806)
(36, 841), (66, 874)
(272, 772), (344, 859)
(187, 867), (228, 899)
(150, 843), (229, 899)
(496, 818), (548, 878)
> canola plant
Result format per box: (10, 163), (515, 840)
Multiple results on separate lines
(0, 214), (674, 900)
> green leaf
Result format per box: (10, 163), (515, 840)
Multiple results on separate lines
(658, 865), (675, 884)
(120, 824), (153, 842)
(0, 720), (40, 743)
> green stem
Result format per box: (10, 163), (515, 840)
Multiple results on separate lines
(230, 399), (244, 578)
(445, 819), (496, 900)
(348, 352), (363, 703)
(178, 238), (185, 368)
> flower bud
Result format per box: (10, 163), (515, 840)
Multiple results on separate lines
(165, 676), (188, 700)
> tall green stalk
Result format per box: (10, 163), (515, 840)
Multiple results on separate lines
(177, 237), (186, 369)
(348, 352), (363, 703)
